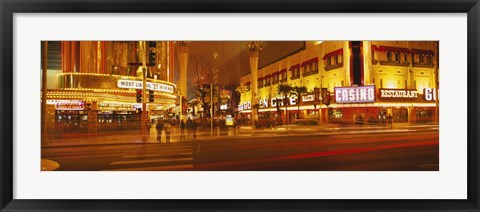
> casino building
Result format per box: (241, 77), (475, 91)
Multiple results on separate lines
(237, 41), (438, 125)
(43, 41), (177, 134)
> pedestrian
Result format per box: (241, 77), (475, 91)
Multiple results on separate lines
(180, 120), (186, 140)
(146, 120), (152, 136)
(164, 122), (172, 143)
(387, 114), (393, 129)
(156, 120), (164, 143)
(186, 118), (193, 139)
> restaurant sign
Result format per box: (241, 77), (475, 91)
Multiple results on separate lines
(117, 80), (174, 93)
(334, 85), (375, 103)
(379, 89), (418, 99)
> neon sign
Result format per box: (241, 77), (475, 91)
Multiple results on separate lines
(335, 85), (375, 103)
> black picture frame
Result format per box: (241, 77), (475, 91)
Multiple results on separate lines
(1, 0), (479, 211)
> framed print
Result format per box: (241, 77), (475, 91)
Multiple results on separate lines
(1, 0), (479, 211)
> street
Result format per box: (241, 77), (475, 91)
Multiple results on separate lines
(42, 128), (439, 171)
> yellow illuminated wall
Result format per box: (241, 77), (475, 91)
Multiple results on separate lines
(238, 41), (438, 106)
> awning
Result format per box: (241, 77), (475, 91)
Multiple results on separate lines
(264, 74), (271, 78)
(371, 45), (379, 51)
(257, 77), (263, 81)
(412, 49), (435, 56)
(271, 71), (279, 76)
(301, 57), (319, 66)
(322, 49), (343, 59)
(289, 64), (300, 71)
(279, 68), (287, 73)
(379, 45), (411, 53)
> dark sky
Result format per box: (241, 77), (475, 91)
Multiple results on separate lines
(173, 41), (305, 99)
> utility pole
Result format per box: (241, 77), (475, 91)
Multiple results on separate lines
(139, 41), (148, 142)
(177, 41), (189, 122)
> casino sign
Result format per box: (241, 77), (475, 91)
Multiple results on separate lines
(334, 85), (375, 103)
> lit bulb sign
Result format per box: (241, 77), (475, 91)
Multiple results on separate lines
(379, 89), (418, 99)
(301, 94), (315, 102)
(238, 102), (252, 111)
(117, 80), (174, 93)
(334, 85), (375, 103)
(55, 101), (84, 110)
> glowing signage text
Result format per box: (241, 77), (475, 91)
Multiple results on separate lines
(335, 86), (375, 103)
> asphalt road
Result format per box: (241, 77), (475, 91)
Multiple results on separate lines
(42, 130), (439, 171)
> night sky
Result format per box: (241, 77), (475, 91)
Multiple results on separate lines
(172, 41), (305, 99)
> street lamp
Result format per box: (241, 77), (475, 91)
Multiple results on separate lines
(247, 41), (262, 129)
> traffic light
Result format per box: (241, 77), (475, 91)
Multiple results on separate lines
(324, 91), (331, 106)
(314, 87), (320, 102)
(149, 90), (154, 103)
(85, 102), (92, 110)
(148, 41), (156, 66)
(136, 89), (142, 103)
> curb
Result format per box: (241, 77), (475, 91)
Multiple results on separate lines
(41, 159), (60, 171)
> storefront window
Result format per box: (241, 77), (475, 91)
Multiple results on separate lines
(98, 111), (140, 131)
(416, 108), (434, 123)
(328, 108), (343, 120)
(55, 110), (88, 133)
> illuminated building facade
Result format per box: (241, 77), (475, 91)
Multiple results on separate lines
(237, 41), (439, 125)
(43, 41), (176, 134)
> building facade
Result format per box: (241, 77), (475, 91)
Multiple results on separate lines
(237, 41), (439, 126)
(43, 41), (177, 134)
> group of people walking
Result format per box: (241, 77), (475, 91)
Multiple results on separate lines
(155, 120), (172, 143)
(180, 118), (198, 141)
(152, 118), (198, 143)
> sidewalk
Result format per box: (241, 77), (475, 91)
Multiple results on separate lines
(43, 127), (242, 147)
(42, 123), (438, 148)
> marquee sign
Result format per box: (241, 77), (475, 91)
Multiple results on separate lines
(47, 100), (82, 105)
(334, 85), (375, 103)
(238, 102), (252, 111)
(238, 96), (298, 110)
(302, 94), (315, 102)
(260, 96), (297, 108)
(55, 102), (84, 110)
(117, 80), (174, 93)
(379, 89), (418, 99)
(98, 103), (134, 111)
